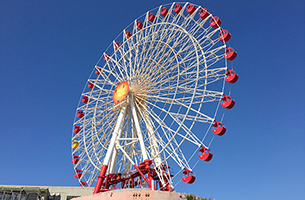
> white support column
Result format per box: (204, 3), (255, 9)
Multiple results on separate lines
(143, 112), (168, 189)
(103, 105), (127, 166)
(108, 148), (118, 174)
(143, 112), (162, 167)
(93, 105), (127, 194)
(130, 93), (148, 161)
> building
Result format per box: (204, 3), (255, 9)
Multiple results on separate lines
(0, 185), (93, 200)
(0, 185), (206, 200)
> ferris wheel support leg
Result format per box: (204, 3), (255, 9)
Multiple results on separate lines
(143, 113), (162, 167)
(130, 93), (148, 161)
(93, 164), (108, 194)
(109, 148), (118, 174)
(93, 106), (127, 194)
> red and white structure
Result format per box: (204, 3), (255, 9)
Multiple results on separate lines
(71, 2), (238, 193)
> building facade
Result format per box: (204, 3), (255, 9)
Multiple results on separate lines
(0, 185), (93, 200)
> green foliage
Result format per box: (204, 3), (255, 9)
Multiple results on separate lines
(185, 194), (196, 200)
(185, 194), (215, 200)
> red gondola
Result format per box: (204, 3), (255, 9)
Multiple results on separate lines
(221, 95), (235, 109)
(88, 81), (94, 89)
(103, 53), (110, 62)
(72, 155), (80, 164)
(198, 146), (213, 161)
(218, 29), (231, 42)
(224, 47), (237, 61)
(225, 69), (239, 84)
(181, 169), (196, 184)
(186, 4), (196, 15)
(148, 12), (155, 22)
(82, 95), (88, 104)
(173, 3), (182, 14)
(73, 125), (81, 133)
(212, 121), (226, 136)
(77, 110), (84, 118)
(160, 7), (168, 17)
(210, 16), (222, 29)
(74, 169), (82, 179)
(199, 8), (209, 20)
(95, 67), (101, 75)
(136, 20), (143, 30)
(124, 30), (132, 39)
(113, 41), (120, 50)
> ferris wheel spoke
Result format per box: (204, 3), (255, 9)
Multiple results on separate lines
(134, 97), (176, 144)
(120, 47), (136, 78)
(81, 113), (119, 157)
(94, 112), (118, 137)
(201, 36), (222, 53)
(184, 14), (206, 38)
(116, 42), (127, 57)
(82, 91), (114, 101)
(140, 60), (198, 92)
(134, 44), (152, 78)
(138, 38), (181, 81)
(153, 36), (193, 69)
(87, 96), (113, 107)
(136, 38), (161, 77)
(197, 27), (219, 45)
(154, 41), (198, 77)
(155, 117), (198, 170)
(88, 80), (116, 94)
(139, 26), (194, 78)
(95, 116), (119, 144)
(136, 42), (168, 78)
(78, 101), (114, 123)
(158, 139), (189, 169)
(147, 68), (196, 92)
(132, 29), (175, 78)
(149, 99), (203, 147)
(141, 102), (193, 169)
(201, 44), (226, 60)
(103, 62), (123, 83)
(198, 67), (227, 82)
(144, 91), (218, 106)
(95, 65), (121, 85)
(174, 8), (201, 34)
(135, 34), (154, 72)
(135, 99), (189, 168)
(146, 61), (190, 89)
(89, 94), (113, 107)
(108, 57), (130, 81)
(137, 94), (214, 124)
(177, 87), (223, 103)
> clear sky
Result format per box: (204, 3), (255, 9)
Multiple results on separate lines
(0, 0), (304, 199)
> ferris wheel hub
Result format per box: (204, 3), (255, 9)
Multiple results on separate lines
(113, 81), (129, 104)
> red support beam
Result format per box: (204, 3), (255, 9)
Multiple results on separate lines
(93, 165), (108, 194)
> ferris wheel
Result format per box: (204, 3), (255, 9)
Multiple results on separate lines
(71, 2), (238, 193)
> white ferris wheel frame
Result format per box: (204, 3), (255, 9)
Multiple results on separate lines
(72, 2), (234, 189)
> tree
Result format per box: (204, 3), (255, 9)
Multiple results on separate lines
(185, 194), (215, 200)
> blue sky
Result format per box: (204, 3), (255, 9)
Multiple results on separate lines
(0, 0), (304, 199)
